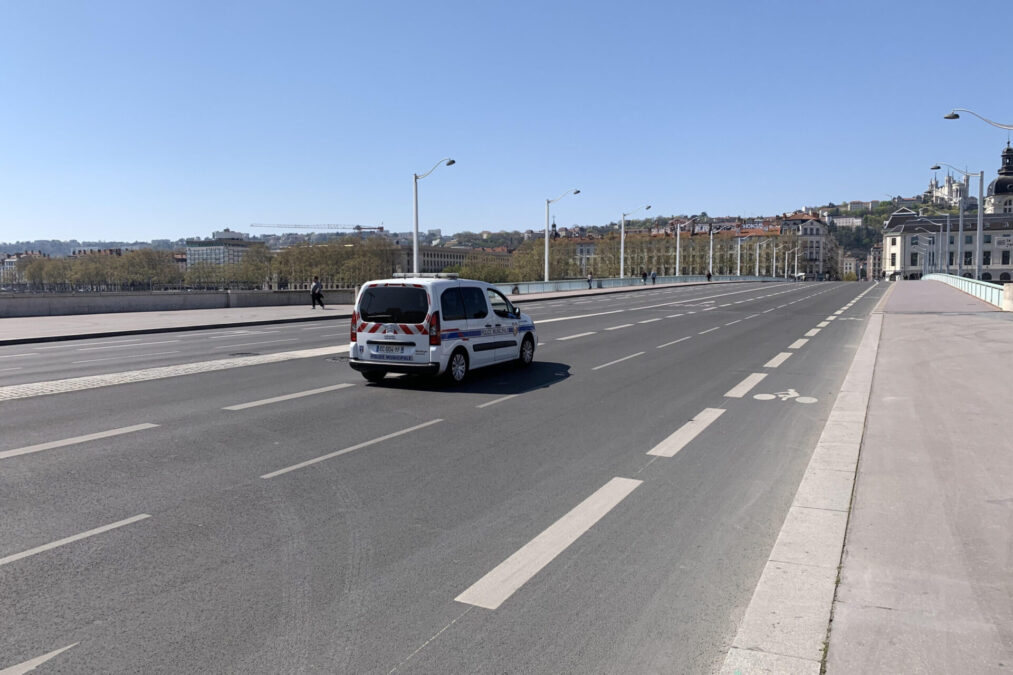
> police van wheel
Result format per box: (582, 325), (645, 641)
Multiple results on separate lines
(518, 335), (535, 367)
(446, 350), (469, 383)
(363, 371), (386, 383)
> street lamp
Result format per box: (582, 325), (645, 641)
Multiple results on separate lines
(413, 158), (455, 275)
(545, 188), (580, 282)
(944, 109), (1013, 130)
(620, 204), (651, 280)
(708, 224), (736, 276)
(931, 162), (983, 279)
(907, 218), (945, 274)
(756, 239), (772, 277)
(784, 247), (799, 279)
(736, 235), (754, 276)
(673, 215), (698, 278)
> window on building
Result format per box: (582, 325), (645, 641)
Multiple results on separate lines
(984, 250), (992, 265)
(966, 235), (973, 244)
(911, 235), (919, 246)
(965, 251), (973, 266)
(891, 237), (897, 246)
(1003, 250), (1011, 265)
(949, 251), (954, 265)
(949, 235), (954, 244)
(1005, 199), (1013, 214)
(985, 234), (992, 244)
(910, 252), (918, 267)
(890, 253), (896, 266)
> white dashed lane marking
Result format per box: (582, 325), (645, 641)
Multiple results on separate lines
(592, 352), (644, 371)
(648, 408), (726, 457)
(0, 514), (150, 567)
(764, 352), (793, 368)
(557, 332), (596, 341)
(455, 477), (642, 610)
(725, 373), (767, 398)
(0, 423), (160, 461)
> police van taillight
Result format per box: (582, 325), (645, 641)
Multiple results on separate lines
(350, 310), (358, 342)
(429, 312), (441, 346)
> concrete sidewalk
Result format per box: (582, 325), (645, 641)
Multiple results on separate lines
(825, 280), (1013, 673)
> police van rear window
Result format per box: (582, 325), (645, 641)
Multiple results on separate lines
(358, 287), (429, 323)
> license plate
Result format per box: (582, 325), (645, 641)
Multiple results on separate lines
(375, 344), (405, 354)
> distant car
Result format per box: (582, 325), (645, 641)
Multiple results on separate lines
(348, 274), (537, 383)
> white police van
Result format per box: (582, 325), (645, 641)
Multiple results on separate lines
(348, 274), (537, 383)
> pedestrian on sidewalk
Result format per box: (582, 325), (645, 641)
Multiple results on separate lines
(651, 270), (657, 285)
(310, 276), (325, 309)
(641, 271), (648, 285)
(587, 272), (593, 289)
(706, 270), (712, 282)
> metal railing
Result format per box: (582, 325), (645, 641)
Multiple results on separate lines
(494, 274), (787, 296)
(923, 273), (1004, 307)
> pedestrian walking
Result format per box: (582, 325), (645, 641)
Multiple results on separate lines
(706, 270), (712, 282)
(641, 271), (648, 285)
(310, 276), (325, 309)
(651, 270), (657, 285)
(587, 272), (593, 290)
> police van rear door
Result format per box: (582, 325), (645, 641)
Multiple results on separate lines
(355, 283), (430, 365)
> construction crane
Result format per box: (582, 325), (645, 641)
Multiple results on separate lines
(250, 223), (384, 233)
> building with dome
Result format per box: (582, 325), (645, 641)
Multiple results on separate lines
(985, 143), (1013, 215)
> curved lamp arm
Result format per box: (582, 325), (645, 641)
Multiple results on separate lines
(549, 188), (580, 205)
(415, 158), (455, 180)
(945, 109), (1013, 131)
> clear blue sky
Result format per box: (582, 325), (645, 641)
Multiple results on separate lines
(1, 0), (1009, 243)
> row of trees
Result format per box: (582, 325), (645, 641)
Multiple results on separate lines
(4, 232), (807, 292)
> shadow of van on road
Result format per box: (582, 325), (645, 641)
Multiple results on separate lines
(365, 360), (571, 396)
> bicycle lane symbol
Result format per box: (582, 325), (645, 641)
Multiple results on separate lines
(753, 388), (818, 404)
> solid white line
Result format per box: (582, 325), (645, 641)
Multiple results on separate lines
(764, 352), (793, 368)
(805, 328), (821, 337)
(261, 419), (443, 478)
(647, 408), (725, 457)
(592, 352), (644, 371)
(0, 643), (80, 674)
(657, 336), (691, 349)
(224, 383), (354, 410)
(557, 332), (596, 341)
(699, 327), (719, 335)
(0, 423), (160, 461)
(637, 318), (662, 324)
(213, 338), (299, 349)
(455, 476), (642, 610)
(725, 373), (767, 398)
(0, 514), (150, 567)
(605, 324), (634, 331)
(535, 309), (624, 324)
(77, 340), (180, 352)
(72, 351), (180, 364)
(817, 321), (830, 327)
(477, 394), (518, 409)
(789, 339), (809, 350)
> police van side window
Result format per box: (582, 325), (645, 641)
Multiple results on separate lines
(487, 288), (513, 318)
(460, 287), (488, 319)
(440, 288), (467, 321)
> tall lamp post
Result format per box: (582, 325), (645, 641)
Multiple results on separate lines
(756, 239), (772, 277)
(620, 204), (651, 280)
(545, 188), (580, 282)
(942, 107), (1013, 278)
(413, 158), (455, 274)
(673, 215), (698, 278)
(708, 225), (736, 276)
(931, 163), (982, 278)
(736, 235), (753, 276)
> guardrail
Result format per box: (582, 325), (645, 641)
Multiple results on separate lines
(923, 273), (1010, 309)
(494, 274), (787, 296)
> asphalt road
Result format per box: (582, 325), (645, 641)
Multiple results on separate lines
(0, 281), (888, 674)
